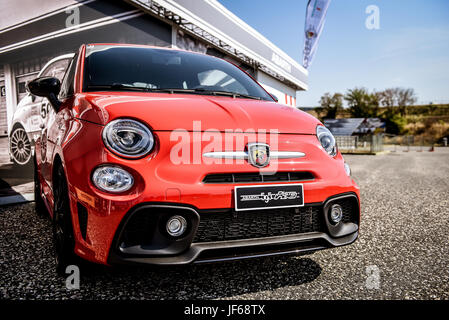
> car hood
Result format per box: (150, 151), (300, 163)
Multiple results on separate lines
(75, 92), (320, 134)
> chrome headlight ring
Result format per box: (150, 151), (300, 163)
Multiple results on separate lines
(316, 125), (337, 157)
(102, 118), (154, 158)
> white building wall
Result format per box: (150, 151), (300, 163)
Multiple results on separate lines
(3, 64), (17, 135)
(256, 70), (297, 107)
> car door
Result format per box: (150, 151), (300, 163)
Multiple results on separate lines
(15, 73), (42, 135)
(38, 58), (71, 132)
(39, 57), (73, 192)
(41, 55), (77, 191)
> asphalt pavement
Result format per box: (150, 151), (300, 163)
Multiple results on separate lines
(0, 148), (448, 300)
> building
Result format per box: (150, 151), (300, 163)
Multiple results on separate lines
(324, 118), (385, 136)
(0, 0), (308, 137)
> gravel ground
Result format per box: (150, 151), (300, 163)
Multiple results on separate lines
(0, 148), (448, 300)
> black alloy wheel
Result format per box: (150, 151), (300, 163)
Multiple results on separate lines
(52, 164), (78, 275)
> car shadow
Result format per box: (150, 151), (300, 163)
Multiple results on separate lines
(79, 255), (322, 299)
(0, 162), (33, 179)
(0, 162), (34, 205)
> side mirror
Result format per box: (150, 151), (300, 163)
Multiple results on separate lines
(27, 77), (61, 110)
(25, 80), (36, 102)
(268, 92), (278, 102)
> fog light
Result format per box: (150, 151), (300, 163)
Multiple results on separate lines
(92, 166), (134, 193)
(329, 204), (343, 224)
(166, 215), (187, 237)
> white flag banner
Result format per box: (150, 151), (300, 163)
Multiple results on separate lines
(303, 0), (331, 69)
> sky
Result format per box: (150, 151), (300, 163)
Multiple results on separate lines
(218, 0), (449, 107)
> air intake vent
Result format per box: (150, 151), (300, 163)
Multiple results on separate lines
(203, 171), (315, 184)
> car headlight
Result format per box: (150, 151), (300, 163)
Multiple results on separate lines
(92, 166), (134, 193)
(102, 119), (154, 158)
(316, 125), (337, 157)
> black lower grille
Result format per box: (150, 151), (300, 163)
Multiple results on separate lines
(193, 206), (324, 243)
(203, 171), (315, 184)
(121, 211), (158, 246)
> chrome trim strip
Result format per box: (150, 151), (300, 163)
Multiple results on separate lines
(272, 151), (306, 159)
(202, 151), (305, 159)
(202, 151), (248, 159)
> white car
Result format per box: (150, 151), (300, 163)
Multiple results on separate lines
(9, 54), (74, 166)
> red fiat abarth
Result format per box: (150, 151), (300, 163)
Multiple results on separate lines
(28, 44), (360, 273)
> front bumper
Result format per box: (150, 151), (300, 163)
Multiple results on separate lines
(106, 193), (360, 266)
(64, 123), (360, 265)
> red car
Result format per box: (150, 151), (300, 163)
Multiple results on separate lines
(29, 44), (360, 273)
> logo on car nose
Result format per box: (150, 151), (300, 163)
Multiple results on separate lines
(247, 143), (270, 168)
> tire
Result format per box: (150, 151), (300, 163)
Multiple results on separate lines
(52, 164), (78, 276)
(10, 126), (32, 166)
(33, 157), (48, 217)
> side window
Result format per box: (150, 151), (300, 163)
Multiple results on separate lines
(41, 59), (70, 81)
(59, 55), (77, 99)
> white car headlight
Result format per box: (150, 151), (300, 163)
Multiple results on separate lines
(316, 125), (337, 157)
(102, 119), (154, 158)
(92, 166), (134, 193)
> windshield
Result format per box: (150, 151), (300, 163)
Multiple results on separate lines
(83, 45), (273, 101)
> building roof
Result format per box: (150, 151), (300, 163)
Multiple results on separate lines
(324, 118), (365, 136)
(324, 118), (386, 136)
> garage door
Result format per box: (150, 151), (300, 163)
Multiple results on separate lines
(16, 73), (39, 104)
(15, 58), (47, 103)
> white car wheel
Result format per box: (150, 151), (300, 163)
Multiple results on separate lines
(10, 127), (32, 166)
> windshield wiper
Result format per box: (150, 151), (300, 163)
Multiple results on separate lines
(86, 85), (264, 100)
(152, 88), (263, 100)
(86, 83), (150, 92)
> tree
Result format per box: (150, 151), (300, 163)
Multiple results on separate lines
(396, 88), (417, 116)
(319, 92), (343, 119)
(384, 113), (406, 135)
(378, 88), (399, 110)
(378, 87), (417, 116)
(344, 87), (379, 118)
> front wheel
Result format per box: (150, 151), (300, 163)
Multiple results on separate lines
(52, 164), (78, 275)
(33, 157), (47, 217)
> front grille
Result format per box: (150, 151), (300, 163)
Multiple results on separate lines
(193, 206), (324, 243)
(203, 171), (315, 184)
